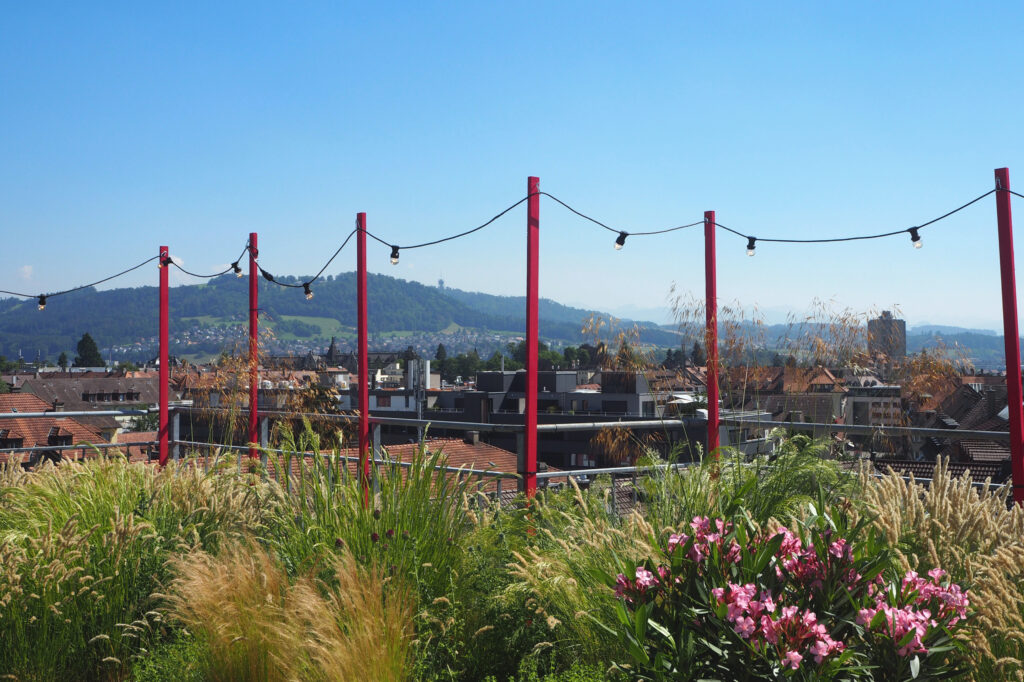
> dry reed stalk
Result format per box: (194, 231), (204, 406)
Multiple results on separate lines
(164, 541), (414, 682)
(860, 460), (1024, 681)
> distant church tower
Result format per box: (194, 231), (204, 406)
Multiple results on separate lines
(324, 336), (344, 366)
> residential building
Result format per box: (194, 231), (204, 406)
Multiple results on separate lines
(868, 311), (907, 361)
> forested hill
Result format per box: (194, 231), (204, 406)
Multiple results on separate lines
(0, 272), (680, 359)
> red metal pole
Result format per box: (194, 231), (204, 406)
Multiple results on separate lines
(248, 232), (259, 459)
(357, 212), (370, 507)
(525, 177), (540, 497)
(704, 211), (720, 457)
(995, 168), (1024, 505)
(158, 246), (169, 465)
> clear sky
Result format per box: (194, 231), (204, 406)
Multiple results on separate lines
(2, 2), (1023, 329)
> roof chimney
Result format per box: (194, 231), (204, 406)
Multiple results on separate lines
(463, 430), (480, 446)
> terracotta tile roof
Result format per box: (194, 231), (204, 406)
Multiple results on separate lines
(254, 437), (530, 495)
(113, 431), (159, 462)
(0, 394), (106, 464)
(873, 458), (1006, 485)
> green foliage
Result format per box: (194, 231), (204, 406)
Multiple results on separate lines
(0, 432), (992, 681)
(74, 331), (105, 367)
(595, 500), (968, 681)
(0, 457), (271, 680)
(641, 436), (859, 530)
(131, 631), (210, 682)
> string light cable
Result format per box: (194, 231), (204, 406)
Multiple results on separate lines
(2, 255), (162, 310)
(716, 189), (996, 254)
(364, 194), (534, 264)
(256, 228), (358, 299)
(168, 246), (250, 279)
(538, 192), (704, 249)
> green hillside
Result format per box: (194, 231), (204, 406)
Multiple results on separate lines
(0, 272), (679, 360)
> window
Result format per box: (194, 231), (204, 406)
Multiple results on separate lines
(377, 395), (391, 408)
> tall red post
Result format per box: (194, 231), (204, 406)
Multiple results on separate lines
(994, 168), (1024, 505)
(525, 177), (540, 497)
(704, 211), (720, 457)
(158, 246), (170, 465)
(248, 232), (259, 459)
(357, 212), (370, 507)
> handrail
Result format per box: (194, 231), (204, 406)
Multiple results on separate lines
(0, 409), (151, 420)
(173, 439), (518, 478)
(722, 417), (1011, 441)
(0, 440), (159, 455)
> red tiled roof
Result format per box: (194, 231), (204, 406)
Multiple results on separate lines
(873, 458), (1005, 484)
(114, 431), (159, 462)
(257, 437), (530, 495)
(0, 394), (105, 464)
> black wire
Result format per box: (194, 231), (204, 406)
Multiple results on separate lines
(170, 246), (250, 279)
(540, 192), (703, 236)
(256, 264), (305, 288)
(717, 189), (995, 244)
(538, 192), (619, 234)
(256, 228), (358, 289)
(1009, 189), (1024, 201)
(309, 229), (357, 282)
(364, 195), (533, 250)
(47, 256), (161, 298)
(1, 254), (160, 301)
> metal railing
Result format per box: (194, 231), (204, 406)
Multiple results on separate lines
(0, 406), (1014, 504)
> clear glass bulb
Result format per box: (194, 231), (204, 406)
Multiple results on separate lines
(747, 248), (756, 256)
(913, 240), (922, 249)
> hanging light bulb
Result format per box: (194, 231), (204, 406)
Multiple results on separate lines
(37, 294), (46, 311)
(746, 237), (757, 256)
(909, 227), (922, 249)
(261, 269), (275, 282)
(303, 283), (314, 300)
(232, 261), (243, 277)
(390, 245), (400, 265)
(614, 232), (628, 250)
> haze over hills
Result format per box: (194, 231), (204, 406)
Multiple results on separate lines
(0, 273), (681, 362)
(0, 272), (1017, 369)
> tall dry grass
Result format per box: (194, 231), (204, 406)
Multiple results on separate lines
(0, 455), (277, 680)
(504, 480), (659, 665)
(861, 460), (1024, 681)
(164, 540), (414, 682)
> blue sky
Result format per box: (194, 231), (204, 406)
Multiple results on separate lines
(2, 2), (1023, 329)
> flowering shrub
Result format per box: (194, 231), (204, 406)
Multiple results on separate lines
(856, 568), (969, 679)
(599, 505), (969, 680)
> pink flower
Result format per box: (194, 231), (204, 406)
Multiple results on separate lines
(734, 615), (756, 638)
(635, 567), (658, 589)
(829, 538), (851, 560)
(784, 650), (803, 669)
(667, 533), (688, 553)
